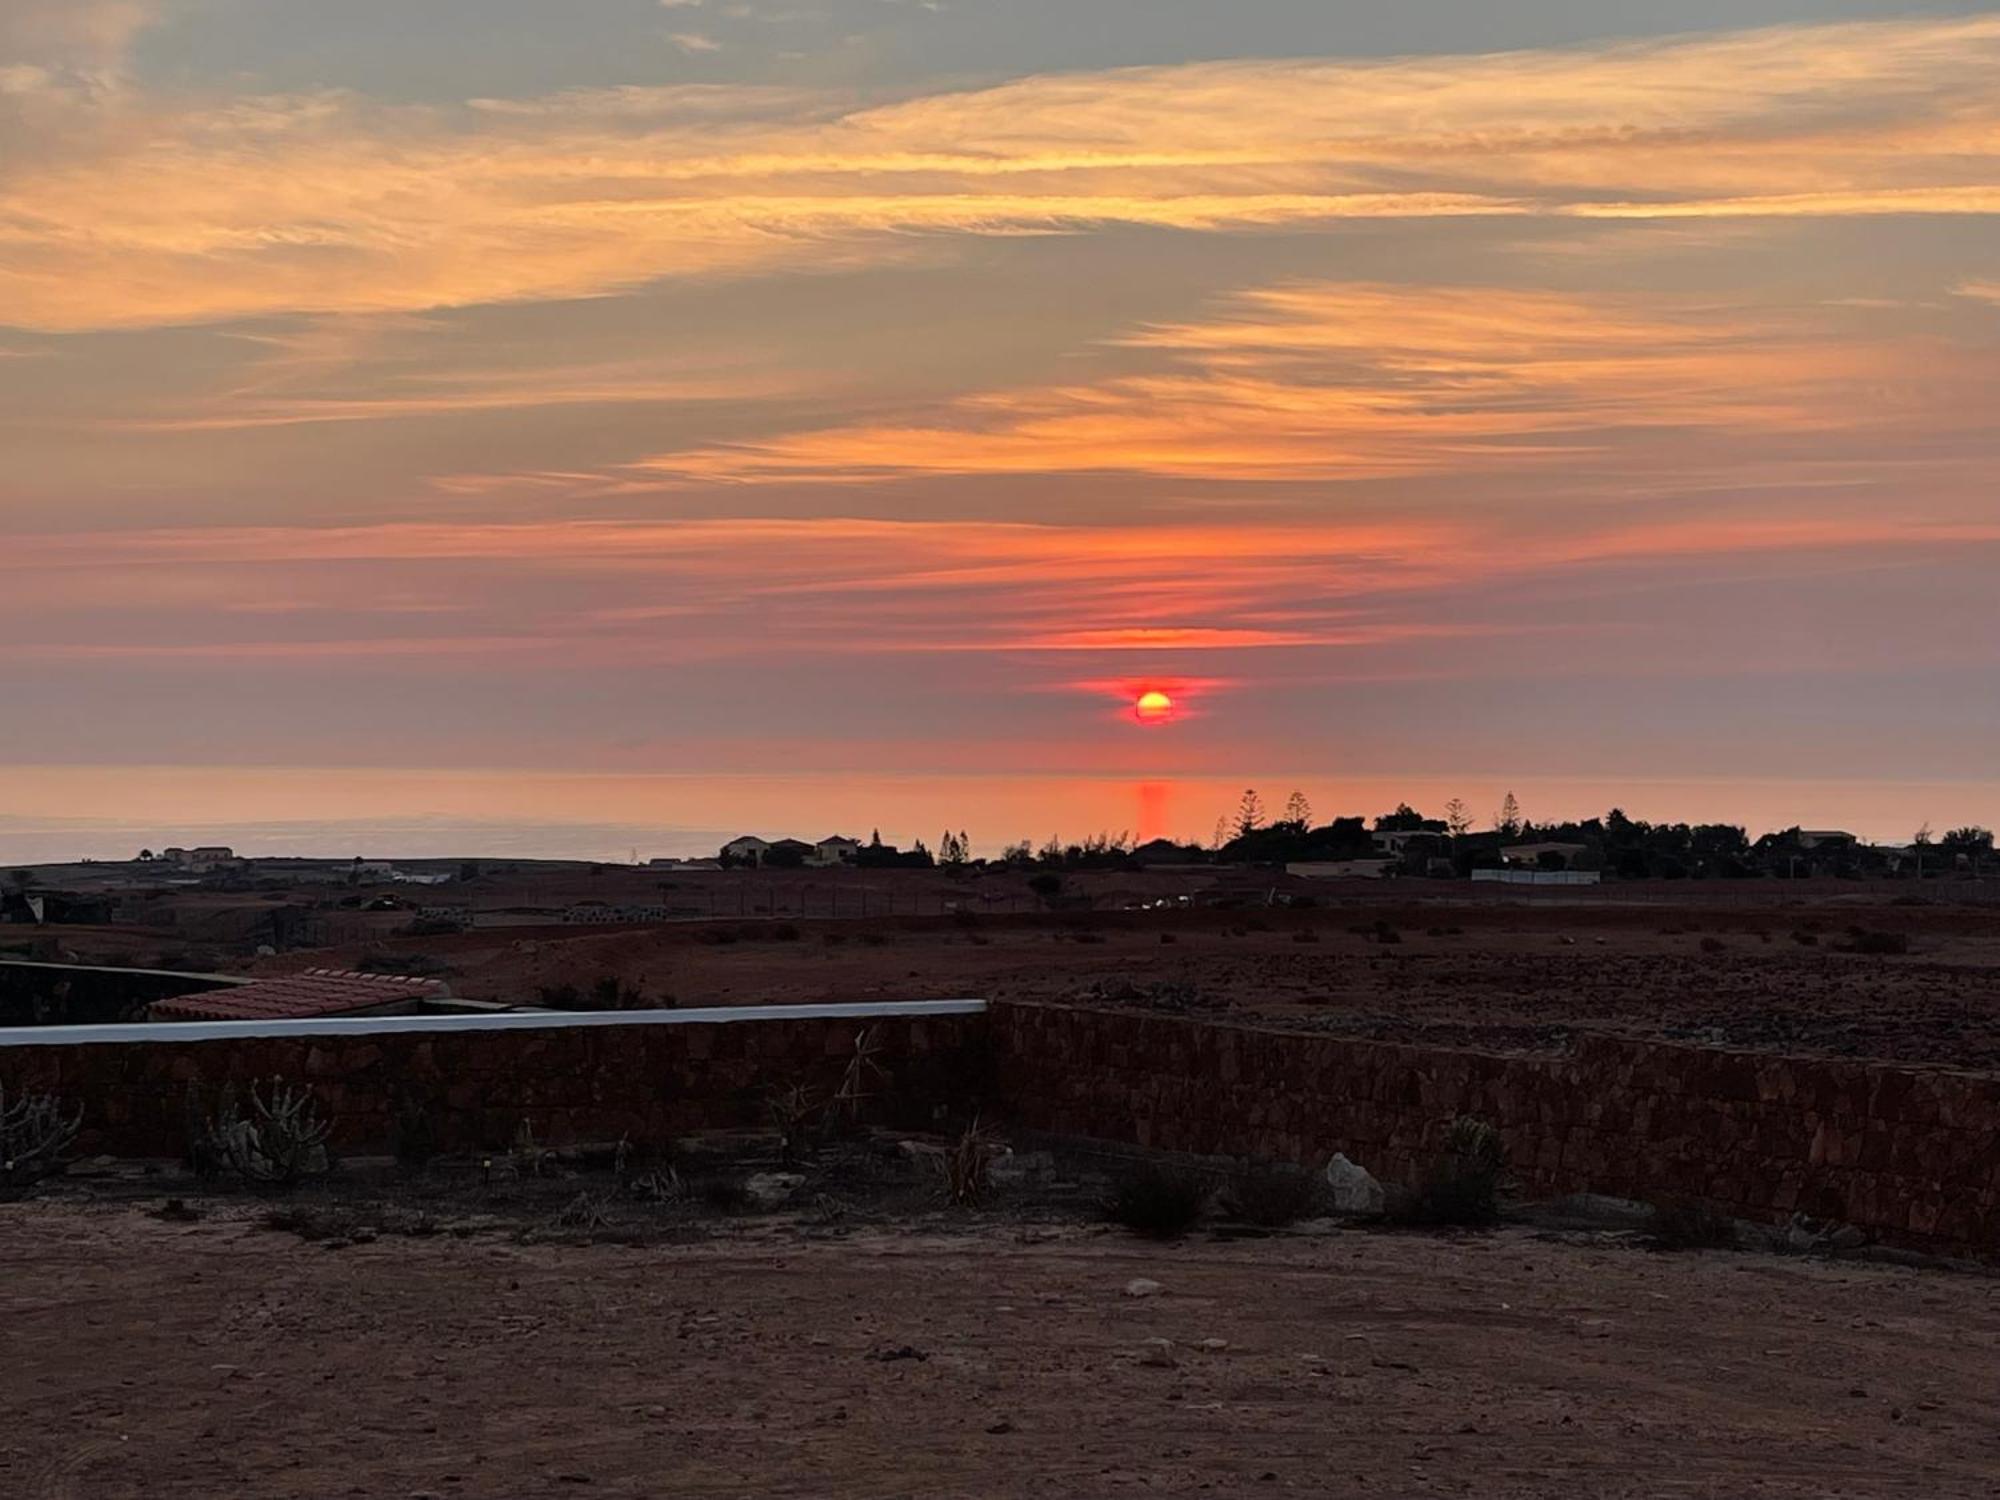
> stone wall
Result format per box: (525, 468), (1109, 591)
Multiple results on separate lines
(988, 1002), (2000, 1256)
(6, 997), (1997, 1256)
(3, 1011), (978, 1157)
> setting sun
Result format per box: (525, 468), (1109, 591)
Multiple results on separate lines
(1134, 690), (1175, 724)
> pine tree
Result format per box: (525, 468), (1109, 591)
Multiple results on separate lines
(1283, 790), (1312, 828)
(1234, 788), (1266, 839)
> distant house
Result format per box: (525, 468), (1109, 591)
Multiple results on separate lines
(811, 835), (862, 867)
(1287, 859), (1398, 880)
(1797, 830), (1859, 851)
(1501, 841), (1591, 870)
(764, 838), (816, 868)
(1370, 829), (1444, 857)
(720, 836), (771, 866)
(1131, 838), (1202, 867)
(161, 845), (237, 873)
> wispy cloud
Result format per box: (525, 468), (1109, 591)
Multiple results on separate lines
(5, 17), (1999, 330)
(633, 280), (1950, 485)
(5, 510), (1993, 669)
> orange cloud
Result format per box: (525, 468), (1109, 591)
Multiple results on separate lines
(4, 18), (1999, 330)
(634, 281), (1903, 485)
(5, 509), (1993, 670)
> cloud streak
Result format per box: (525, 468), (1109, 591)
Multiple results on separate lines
(634, 281), (1973, 485)
(5, 17), (2000, 330)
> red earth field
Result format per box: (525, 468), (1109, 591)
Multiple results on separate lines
(5, 1201), (1999, 1498)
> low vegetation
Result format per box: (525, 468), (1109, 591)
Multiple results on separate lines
(1390, 1116), (1506, 1227)
(1106, 1162), (1209, 1239)
(937, 1117), (996, 1207)
(0, 1084), (82, 1199)
(1223, 1162), (1322, 1226)
(192, 1078), (335, 1191)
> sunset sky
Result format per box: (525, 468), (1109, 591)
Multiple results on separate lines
(5, 1), (1999, 858)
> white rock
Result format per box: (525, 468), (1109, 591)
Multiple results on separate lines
(1122, 1278), (1164, 1298)
(1323, 1153), (1386, 1216)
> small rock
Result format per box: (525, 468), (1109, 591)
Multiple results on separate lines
(1136, 1339), (1178, 1369)
(986, 1420), (1015, 1435)
(1197, 1338), (1229, 1352)
(1123, 1278), (1163, 1299)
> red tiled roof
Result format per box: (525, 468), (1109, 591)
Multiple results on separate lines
(150, 968), (449, 1022)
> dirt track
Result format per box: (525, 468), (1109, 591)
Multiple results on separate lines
(6, 1203), (2000, 1498)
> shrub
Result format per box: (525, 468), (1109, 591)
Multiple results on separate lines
(1791, 929), (1819, 946)
(1291, 928), (1321, 944)
(768, 1083), (825, 1165)
(938, 1117), (996, 1207)
(389, 1089), (436, 1169)
(552, 1192), (611, 1233)
(199, 1078), (335, 1191)
(0, 1084), (82, 1199)
(1649, 1197), (1738, 1251)
(508, 1118), (556, 1178)
(1393, 1116), (1505, 1227)
(1700, 936), (1727, 954)
(1158, 931), (1177, 945)
(1223, 1162), (1322, 1227)
(1846, 929), (1910, 956)
(1106, 1163), (1209, 1239)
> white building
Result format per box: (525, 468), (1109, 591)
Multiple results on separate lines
(720, 836), (771, 865)
(811, 835), (862, 867)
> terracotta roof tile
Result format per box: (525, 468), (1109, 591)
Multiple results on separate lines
(150, 968), (448, 1023)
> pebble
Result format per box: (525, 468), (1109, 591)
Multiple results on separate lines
(1123, 1278), (1163, 1298)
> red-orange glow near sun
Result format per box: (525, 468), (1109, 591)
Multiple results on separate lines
(1133, 689), (1175, 724)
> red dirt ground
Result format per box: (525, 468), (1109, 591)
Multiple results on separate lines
(5, 1203), (1999, 1498)
(265, 893), (2000, 1067)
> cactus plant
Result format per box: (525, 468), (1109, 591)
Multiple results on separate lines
(0, 1084), (82, 1198)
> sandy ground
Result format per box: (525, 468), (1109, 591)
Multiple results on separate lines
(5, 1203), (2000, 1498)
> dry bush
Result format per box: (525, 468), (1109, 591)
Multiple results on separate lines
(1844, 929), (1910, 956)
(1224, 1162), (1322, 1227)
(0, 1084), (82, 1199)
(1106, 1163), (1209, 1239)
(938, 1117), (997, 1207)
(1390, 1116), (1506, 1227)
(831, 1027), (886, 1129)
(553, 1192), (611, 1232)
(508, 1119), (558, 1177)
(768, 1082), (826, 1165)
